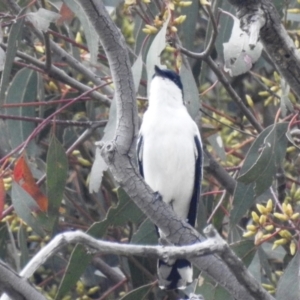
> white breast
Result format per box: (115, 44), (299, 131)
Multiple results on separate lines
(140, 104), (198, 220)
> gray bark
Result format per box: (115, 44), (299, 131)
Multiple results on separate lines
(76, 1), (274, 300)
(0, 260), (46, 300)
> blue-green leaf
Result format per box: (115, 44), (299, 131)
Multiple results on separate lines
(146, 13), (171, 95)
(11, 182), (45, 237)
(276, 251), (300, 300)
(46, 135), (68, 213)
(0, 8), (25, 104)
(5, 69), (38, 154)
(238, 123), (288, 196)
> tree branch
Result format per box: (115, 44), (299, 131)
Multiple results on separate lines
(227, 0), (300, 97)
(5, 0), (113, 105)
(0, 43), (111, 106)
(1, 228), (273, 300)
(74, 1), (274, 299)
(0, 260), (46, 300)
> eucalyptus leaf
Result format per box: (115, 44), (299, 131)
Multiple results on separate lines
(231, 123), (288, 226)
(11, 182), (45, 237)
(46, 135), (68, 233)
(276, 251), (300, 300)
(0, 8), (25, 104)
(5, 68), (38, 154)
(56, 188), (145, 299)
(280, 78), (293, 117)
(146, 13), (171, 95)
(63, 0), (99, 64)
(180, 62), (200, 120)
(238, 123), (288, 196)
(120, 283), (154, 300)
(207, 133), (226, 161)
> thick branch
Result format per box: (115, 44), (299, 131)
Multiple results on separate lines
(227, 0), (300, 97)
(3, 229), (272, 300)
(75, 1), (274, 300)
(0, 260), (46, 300)
(204, 148), (236, 194)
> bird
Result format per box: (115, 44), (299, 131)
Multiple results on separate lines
(137, 65), (203, 290)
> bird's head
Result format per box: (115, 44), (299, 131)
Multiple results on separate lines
(150, 65), (184, 105)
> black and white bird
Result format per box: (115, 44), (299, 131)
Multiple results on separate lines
(137, 65), (203, 290)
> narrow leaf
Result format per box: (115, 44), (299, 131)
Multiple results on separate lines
(57, 3), (75, 25)
(238, 123), (288, 196)
(132, 54), (143, 93)
(180, 62), (200, 120)
(11, 182), (45, 237)
(63, 0), (99, 64)
(230, 182), (255, 227)
(146, 13), (171, 95)
(207, 133), (226, 161)
(120, 283), (154, 300)
(14, 155), (48, 212)
(5, 69), (38, 154)
(0, 178), (5, 218)
(56, 188), (144, 299)
(280, 78), (294, 117)
(46, 135), (68, 213)
(0, 8), (25, 103)
(276, 251), (300, 300)
(231, 123), (288, 226)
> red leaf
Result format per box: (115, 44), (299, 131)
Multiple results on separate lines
(13, 155), (48, 212)
(56, 4), (75, 26)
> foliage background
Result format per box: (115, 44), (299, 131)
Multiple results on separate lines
(0, 0), (300, 299)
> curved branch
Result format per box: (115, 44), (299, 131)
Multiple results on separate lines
(75, 1), (274, 300)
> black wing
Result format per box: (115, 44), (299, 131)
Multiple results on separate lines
(136, 134), (144, 177)
(187, 135), (203, 227)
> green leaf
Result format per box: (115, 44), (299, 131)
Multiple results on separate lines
(280, 79), (293, 117)
(120, 283), (154, 300)
(5, 68), (38, 154)
(0, 8), (25, 104)
(230, 182), (255, 227)
(179, 0), (199, 51)
(46, 135), (68, 213)
(63, 0), (99, 64)
(11, 182), (45, 237)
(17, 224), (29, 269)
(207, 133), (226, 161)
(231, 240), (256, 267)
(195, 275), (233, 300)
(146, 13), (171, 95)
(56, 188), (145, 299)
(238, 123), (288, 196)
(230, 123), (288, 226)
(129, 219), (157, 288)
(276, 251), (300, 300)
(131, 218), (157, 245)
(180, 62), (200, 120)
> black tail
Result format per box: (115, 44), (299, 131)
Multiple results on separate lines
(157, 258), (193, 290)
